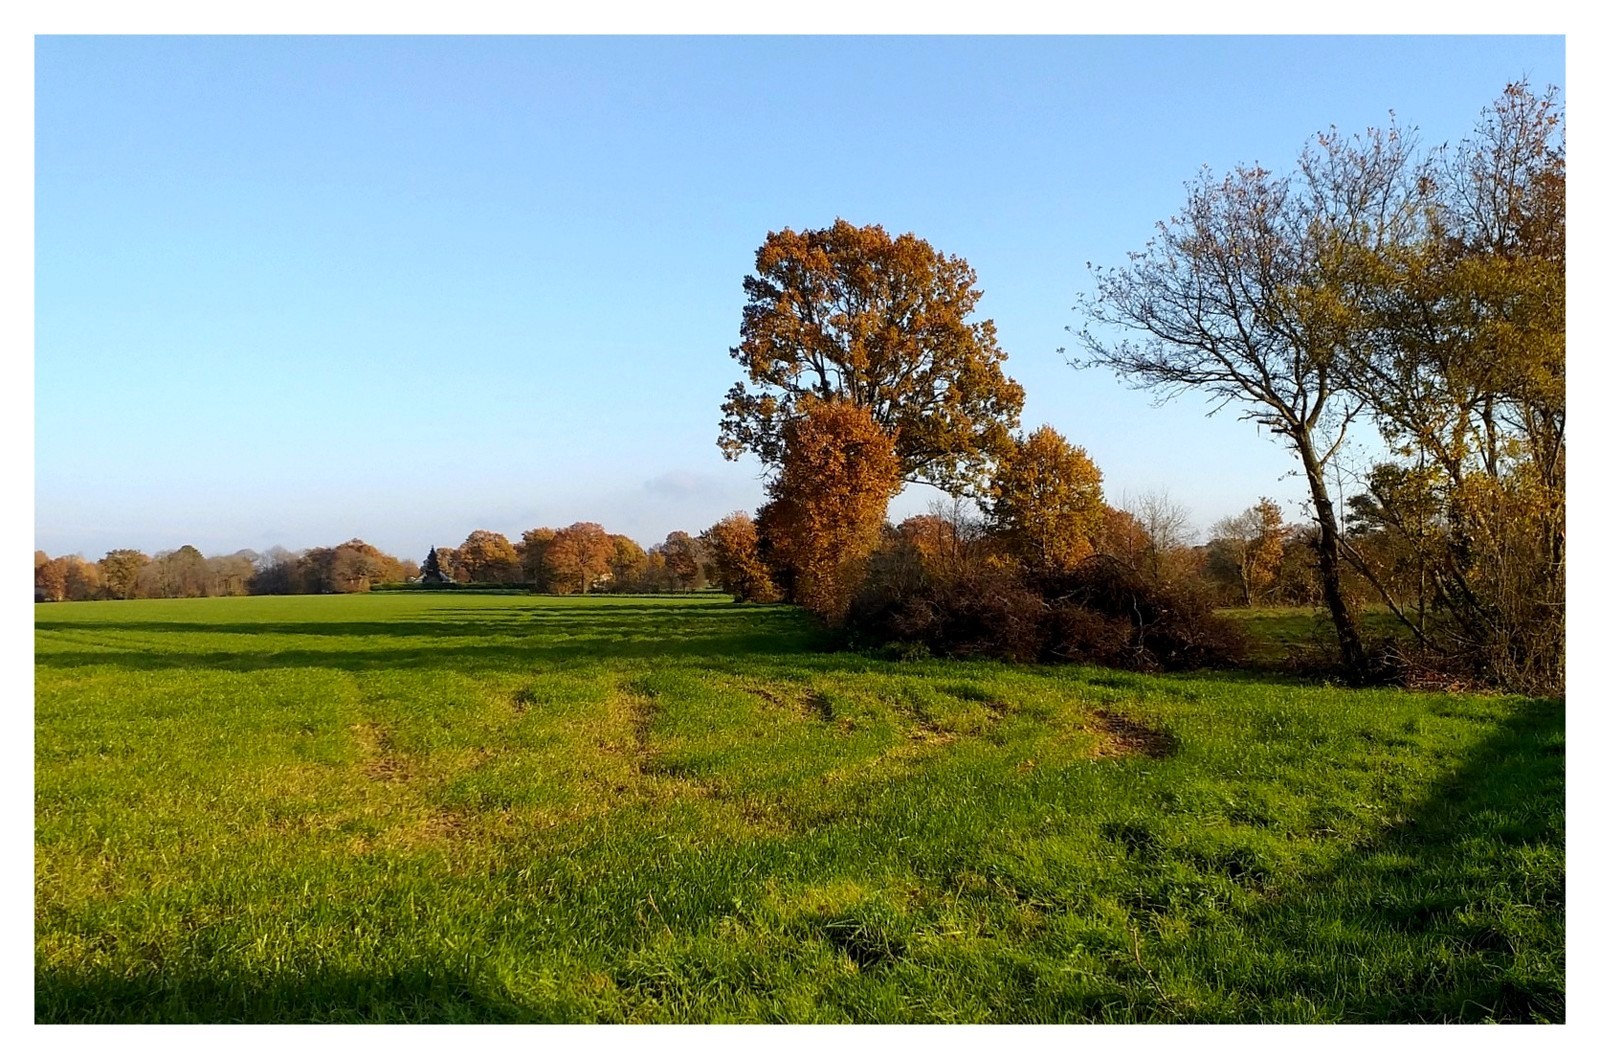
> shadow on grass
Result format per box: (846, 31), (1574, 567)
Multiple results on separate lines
(1231, 694), (1565, 1022)
(34, 964), (562, 1024)
(35, 606), (827, 672)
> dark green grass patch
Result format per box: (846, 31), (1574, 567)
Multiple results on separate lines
(36, 594), (1563, 1022)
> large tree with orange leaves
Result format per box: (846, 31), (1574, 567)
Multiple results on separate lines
(719, 219), (1026, 495)
(763, 398), (901, 621)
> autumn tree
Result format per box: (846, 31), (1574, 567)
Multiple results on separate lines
(637, 548), (672, 594)
(455, 530), (522, 583)
(720, 219), (1026, 495)
(897, 514), (963, 574)
(1094, 506), (1155, 571)
(608, 534), (649, 592)
(98, 549), (149, 600)
(763, 398), (901, 622)
(695, 528), (722, 589)
(545, 522), (613, 594)
(204, 551), (256, 596)
(153, 545), (211, 598)
(332, 539), (407, 592)
(248, 546), (303, 595)
(1210, 499), (1288, 606)
(516, 529), (557, 591)
(332, 545), (383, 593)
(706, 512), (780, 603)
(659, 531), (705, 592)
(35, 555), (70, 602)
(986, 426), (1105, 573)
(433, 546), (467, 583)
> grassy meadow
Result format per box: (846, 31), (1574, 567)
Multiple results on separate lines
(34, 593), (1564, 1022)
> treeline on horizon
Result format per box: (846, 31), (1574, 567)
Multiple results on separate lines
(31, 523), (726, 603)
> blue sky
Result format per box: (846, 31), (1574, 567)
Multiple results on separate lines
(34, 35), (1565, 562)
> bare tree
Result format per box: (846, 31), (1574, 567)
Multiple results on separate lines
(1124, 488), (1194, 583)
(1074, 124), (1424, 673)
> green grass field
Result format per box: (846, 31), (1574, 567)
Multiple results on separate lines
(34, 593), (1564, 1023)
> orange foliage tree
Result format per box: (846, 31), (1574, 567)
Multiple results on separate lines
(719, 219), (1025, 494)
(896, 514), (963, 573)
(1094, 506), (1154, 569)
(516, 529), (557, 591)
(545, 522), (613, 594)
(455, 529), (522, 583)
(986, 426), (1105, 573)
(35, 555), (70, 601)
(706, 512), (780, 603)
(608, 534), (648, 591)
(763, 398), (901, 622)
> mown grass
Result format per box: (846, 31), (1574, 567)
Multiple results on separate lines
(35, 593), (1563, 1022)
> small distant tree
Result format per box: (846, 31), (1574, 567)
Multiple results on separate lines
(897, 514), (963, 574)
(420, 547), (447, 583)
(456, 530), (522, 583)
(35, 555), (70, 602)
(156, 545), (211, 598)
(706, 512), (780, 603)
(660, 531), (705, 591)
(207, 551), (256, 596)
(637, 548), (673, 593)
(1127, 489), (1195, 584)
(248, 546), (303, 595)
(1210, 499), (1288, 606)
(1094, 506), (1155, 570)
(608, 534), (649, 592)
(329, 539), (405, 592)
(98, 549), (150, 600)
(545, 522), (614, 594)
(516, 529), (557, 591)
(433, 546), (467, 583)
(63, 556), (103, 600)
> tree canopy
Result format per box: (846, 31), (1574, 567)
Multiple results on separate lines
(719, 219), (1026, 495)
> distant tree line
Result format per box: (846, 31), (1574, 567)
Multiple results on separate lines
(426, 524), (714, 595)
(33, 525), (719, 602)
(33, 541), (422, 601)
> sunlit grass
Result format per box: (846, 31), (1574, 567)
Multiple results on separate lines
(35, 593), (1563, 1022)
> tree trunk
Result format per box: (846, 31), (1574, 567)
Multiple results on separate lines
(1296, 432), (1367, 676)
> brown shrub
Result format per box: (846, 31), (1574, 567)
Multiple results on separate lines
(845, 548), (1245, 672)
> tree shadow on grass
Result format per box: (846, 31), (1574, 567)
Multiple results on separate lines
(1218, 694), (1565, 1022)
(35, 607), (827, 673)
(34, 963), (566, 1024)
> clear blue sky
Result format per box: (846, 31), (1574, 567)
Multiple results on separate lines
(34, 35), (1565, 563)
